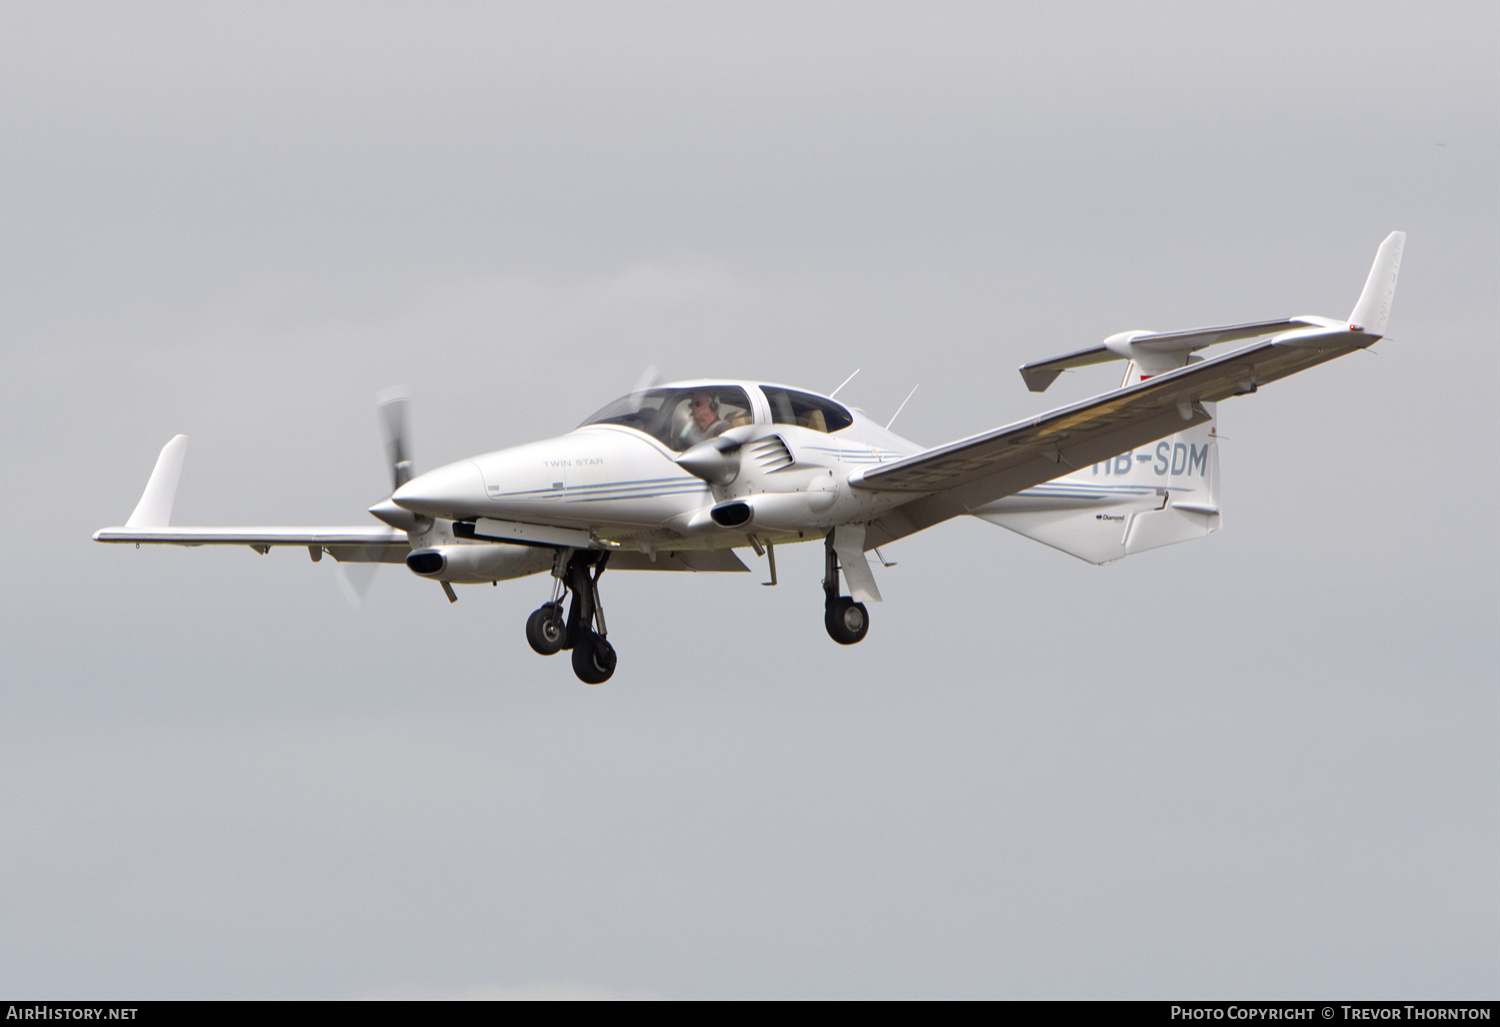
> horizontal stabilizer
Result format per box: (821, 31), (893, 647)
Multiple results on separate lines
(1019, 319), (1310, 392)
(860, 315), (1385, 552)
(1019, 232), (1405, 392)
(1019, 345), (1126, 393)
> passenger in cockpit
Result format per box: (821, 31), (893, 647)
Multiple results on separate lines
(680, 389), (732, 447)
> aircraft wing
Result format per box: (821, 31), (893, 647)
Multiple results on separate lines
(92, 435), (409, 561)
(92, 524), (410, 561)
(858, 324), (1379, 546)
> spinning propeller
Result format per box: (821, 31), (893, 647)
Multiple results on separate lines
(336, 387), (424, 608)
(367, 388), (429, 534)
(377, 387), (414, 490)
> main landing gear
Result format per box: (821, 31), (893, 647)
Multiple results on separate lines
(822, 533), (869, 645)
(525, 549), (617, 684)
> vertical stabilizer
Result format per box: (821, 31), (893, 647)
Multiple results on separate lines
(125, 435), (189, 527)
(1349, 231), (1405, 335)
(972, 410), (1221, 565)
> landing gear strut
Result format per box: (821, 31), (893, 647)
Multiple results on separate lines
(822, 533), (869, 645)
(524, 549), (617, 684)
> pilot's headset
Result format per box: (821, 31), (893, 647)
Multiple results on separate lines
(692, 391), (719, 412)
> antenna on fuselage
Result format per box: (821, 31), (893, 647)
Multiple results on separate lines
(830, 368), (860, 397)
(886, 384), (919, 431)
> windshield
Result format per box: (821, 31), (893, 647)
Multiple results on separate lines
(580, 386), (754, 452)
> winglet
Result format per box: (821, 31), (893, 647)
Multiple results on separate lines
(124, 435), (189, 527)
(1348, 231), (1405, 335)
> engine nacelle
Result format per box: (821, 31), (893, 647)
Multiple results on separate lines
(709, 488), (837, 531)
(405, 543), (552, 584)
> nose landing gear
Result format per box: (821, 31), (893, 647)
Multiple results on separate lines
(822, 533), (869, 645)
(524, 549), (617, 683)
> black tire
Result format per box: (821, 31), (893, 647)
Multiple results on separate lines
(571, 631), (617, 684)
(824, 597), (869, 645)
(525, 603), (566, 656)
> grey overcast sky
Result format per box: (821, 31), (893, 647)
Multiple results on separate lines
(1, 1), (1495, 1000)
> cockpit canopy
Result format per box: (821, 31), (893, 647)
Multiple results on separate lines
(761, 386), (854, 435)
(580, 384), (853, 452)
(582, 386), (754, 452)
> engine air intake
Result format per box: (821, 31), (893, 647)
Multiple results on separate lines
(405, 550), (446, 575)
(710, 501), (752, 527)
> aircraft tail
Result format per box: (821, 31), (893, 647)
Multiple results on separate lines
(961, 232), (1411, 563)
(973, 381), (1221, 565)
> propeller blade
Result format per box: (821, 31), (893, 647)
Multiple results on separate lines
(376, 387), (413, 490)
(351, 386), (418, 607)
(333, 557), (380, 609)
(627, 364), (663, 412)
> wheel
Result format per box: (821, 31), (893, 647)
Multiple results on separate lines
(571, 631), (617, 684)
(824, 597), (869, 645)
(525, 602), (566, 655)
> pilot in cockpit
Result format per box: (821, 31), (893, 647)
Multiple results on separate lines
(679, 389), (733, 447)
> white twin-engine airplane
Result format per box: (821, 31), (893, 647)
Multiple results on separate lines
(97, 233), (1405, 684)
